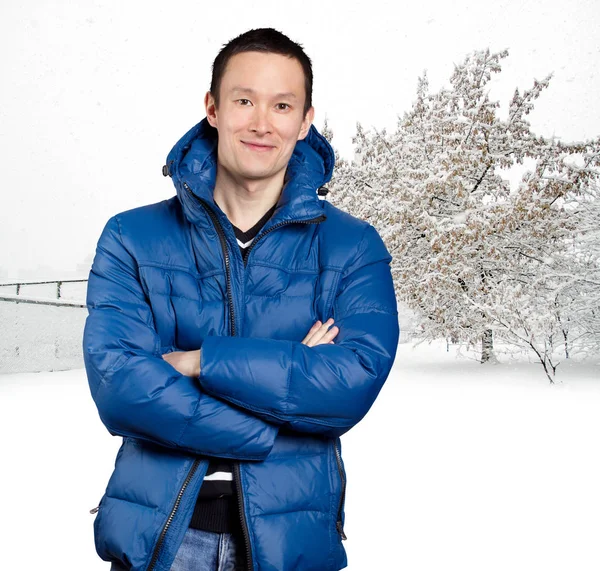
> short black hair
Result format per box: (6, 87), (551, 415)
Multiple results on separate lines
(210, 28), (313, 116)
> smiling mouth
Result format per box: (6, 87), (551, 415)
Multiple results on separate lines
(241, 141), (276, 152)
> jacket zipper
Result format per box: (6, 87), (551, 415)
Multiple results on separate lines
(234, 463), (254, 571)
(185, 186), (236, 334)
(333, 441), (348, 540)
(183, 181), (327, 568)
(147, 459), (201, 571)
(185, 181), (254, 564)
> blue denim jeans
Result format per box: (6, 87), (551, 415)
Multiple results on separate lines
(169, 528), (246, 571)
(109, 528), (246, 571)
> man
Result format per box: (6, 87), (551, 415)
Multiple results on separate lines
(83, 28), (399, 571)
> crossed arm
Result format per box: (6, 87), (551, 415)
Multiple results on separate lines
(83, 215), (399, 461)
(162, 318), (339, 377)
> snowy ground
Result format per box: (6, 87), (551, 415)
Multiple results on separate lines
(1, 341), (599, 571)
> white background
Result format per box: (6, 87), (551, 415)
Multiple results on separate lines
(1, 0), (599, 280)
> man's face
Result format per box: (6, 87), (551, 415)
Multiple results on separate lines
(205, 51), (314, 187)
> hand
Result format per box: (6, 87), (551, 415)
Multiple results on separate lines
(301, 318), (339, 347)
(162, 349), (201, 377)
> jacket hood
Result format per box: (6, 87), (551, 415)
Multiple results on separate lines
(163, 117), (335, 229)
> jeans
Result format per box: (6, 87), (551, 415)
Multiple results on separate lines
(109, 528), (246, 571)
(170, 528), (247, 571)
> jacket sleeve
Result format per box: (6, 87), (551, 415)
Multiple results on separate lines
(199, 223), (400, 438)
(83, 215), (278, 460)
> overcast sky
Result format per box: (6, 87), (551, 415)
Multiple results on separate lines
(1, 0), (598, 281)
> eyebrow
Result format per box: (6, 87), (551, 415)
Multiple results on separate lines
(230, 86), (298, 100)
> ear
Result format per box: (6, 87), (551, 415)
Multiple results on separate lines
(205, 91), (218, 128)
(297, 106), (315, 141)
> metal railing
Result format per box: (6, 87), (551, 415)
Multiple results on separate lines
(0, 279), (87, 308)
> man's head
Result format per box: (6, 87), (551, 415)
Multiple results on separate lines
(210, 28), (313, 117)
(204, 28), (315, 186)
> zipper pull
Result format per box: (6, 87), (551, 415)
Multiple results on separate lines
(336, 521), (347, 541)
(89, 506), (100, 514)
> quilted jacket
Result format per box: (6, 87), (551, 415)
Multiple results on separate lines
(83, 118), (400, 571)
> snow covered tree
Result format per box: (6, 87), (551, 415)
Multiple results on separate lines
(328, 48), (600, 380)
(550, 181), (600, 358)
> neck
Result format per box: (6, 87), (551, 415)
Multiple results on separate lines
(213, 166), (285, 232)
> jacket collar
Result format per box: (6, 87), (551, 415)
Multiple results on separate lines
(165, 118), (334, 230)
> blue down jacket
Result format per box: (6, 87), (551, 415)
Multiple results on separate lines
(83, 118), (399, 571)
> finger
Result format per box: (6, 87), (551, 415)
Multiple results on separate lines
(301, 320), (322, 345)
(307, 319), (334, 346)
(303, 318), (333, 345)
(310, 323), (338, 347)
(321, 325), (339, 344)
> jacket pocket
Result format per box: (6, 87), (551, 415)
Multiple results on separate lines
(332, 440), (347, 541)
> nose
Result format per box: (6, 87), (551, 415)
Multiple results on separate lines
(248, 105), (272, 136)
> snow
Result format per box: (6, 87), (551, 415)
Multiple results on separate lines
(1, 342), (599, 570)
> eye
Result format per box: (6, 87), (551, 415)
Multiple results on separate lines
(237, 98), (252, 106)
(276, 103), (291, 111)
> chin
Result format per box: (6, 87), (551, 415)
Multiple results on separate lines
(242, 170), (274, 181)
(238, 163), (276, 179)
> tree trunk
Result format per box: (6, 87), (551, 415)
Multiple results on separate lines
(481, 329), (494, 363)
